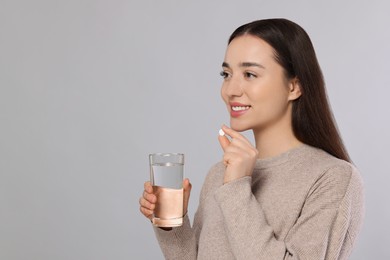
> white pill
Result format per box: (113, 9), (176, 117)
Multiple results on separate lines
(218, 129), (225, 136)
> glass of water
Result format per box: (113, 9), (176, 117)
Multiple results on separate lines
(149, 153), (184, 227)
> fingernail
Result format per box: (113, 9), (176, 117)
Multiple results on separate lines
(219, 129), (225, 136)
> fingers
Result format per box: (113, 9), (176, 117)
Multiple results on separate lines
(144, 181), (153, 193)
(140, 181), (157, 219)
(218, 126), (253, 155)
(141, 179), (193, 220)
(217, 125), (258, 182)
(183, 178), (192, 215)
(142, 191), (156, 208)
(139, 206), (153, 220)
(183, 178), (192, 200)
(221, 125), (252, 146)
(218, 133), (231, 152)
(183, 178), (192, 190)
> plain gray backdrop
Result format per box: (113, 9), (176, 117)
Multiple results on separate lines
(1, 0), (389, 259)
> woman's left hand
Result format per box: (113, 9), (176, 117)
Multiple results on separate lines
(218, 125), (259, 184)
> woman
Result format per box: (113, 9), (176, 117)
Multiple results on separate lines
(139, 18), (364, 259)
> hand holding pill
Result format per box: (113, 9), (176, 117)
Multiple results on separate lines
(217, 125), (258, 184)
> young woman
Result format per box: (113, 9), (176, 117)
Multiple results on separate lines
(139, 18), (364, 259)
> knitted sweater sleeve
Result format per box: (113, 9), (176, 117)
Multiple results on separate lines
(152, 164), (218, 260)
(152, 214), (197, 260)
(213, 164), (364, 260)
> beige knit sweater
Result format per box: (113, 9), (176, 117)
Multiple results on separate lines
(153, 144), (364, 259)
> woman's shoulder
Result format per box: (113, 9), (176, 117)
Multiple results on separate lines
(299, 145), (363, 195)
(299, 144), (357, 172)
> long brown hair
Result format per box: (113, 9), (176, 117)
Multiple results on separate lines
(228, 19), (351, 162)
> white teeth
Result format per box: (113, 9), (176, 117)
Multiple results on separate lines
(232, 106), (250, 111)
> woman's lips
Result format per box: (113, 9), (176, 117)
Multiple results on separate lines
(230, 102), (251, 118)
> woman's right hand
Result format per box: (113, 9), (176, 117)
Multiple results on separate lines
(139, 178), (192, 221)
(139, 181), (157, 220)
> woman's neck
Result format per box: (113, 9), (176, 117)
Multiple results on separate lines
(253, 122), (303, 159)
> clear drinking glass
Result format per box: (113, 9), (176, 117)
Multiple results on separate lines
(149, 153), (184, 227)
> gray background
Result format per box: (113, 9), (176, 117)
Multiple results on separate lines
(1, 0), (389, 259)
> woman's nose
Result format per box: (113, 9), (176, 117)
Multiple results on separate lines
(224, 77), (243, 97)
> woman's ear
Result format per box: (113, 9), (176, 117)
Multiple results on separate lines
(288, 77), (302, 101)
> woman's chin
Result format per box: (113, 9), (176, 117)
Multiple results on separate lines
(229, 121), (252, 132)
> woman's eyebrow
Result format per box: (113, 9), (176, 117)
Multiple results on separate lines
(221, 62), (265, 69)
(240, 62), (265, 69)
(222, 62), (230, 68)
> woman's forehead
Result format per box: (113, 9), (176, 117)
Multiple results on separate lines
(224, 35), (276, 67)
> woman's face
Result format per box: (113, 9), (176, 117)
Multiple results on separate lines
(221, 34), (298, 133)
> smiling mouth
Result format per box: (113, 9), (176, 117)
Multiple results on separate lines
(231, 105), (251, 111)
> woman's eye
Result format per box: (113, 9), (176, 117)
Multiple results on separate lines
(220, 71), (230, 79)
(244, 72), (257, 79)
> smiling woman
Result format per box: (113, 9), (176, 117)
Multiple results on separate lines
(139, 18), (364, 259)
(221, 34), (301, 153)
